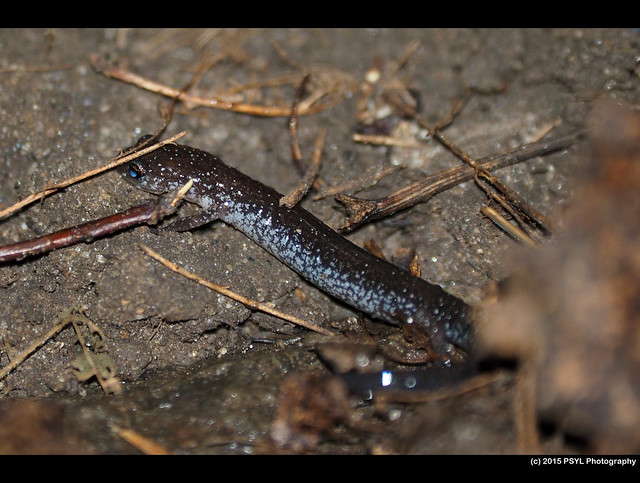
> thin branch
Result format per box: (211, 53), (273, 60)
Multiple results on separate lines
(0, 307), (122, 396)
(0, 320), (68, 380)
(139, 244), (337, 337)
(336, 132), (577, 232)
(0, 63), (74, 74)
(0, 131), (186, 221)
(480, 205), (536, 246)
(280, 128), (326, 208)
(111, 425), (171, 455)
(0, 179), (192, 263)
(70, 315), (122, 395)
(89, 54), (346, 117)
(390, 92), (560, 235)
(279, 74), (326, 207)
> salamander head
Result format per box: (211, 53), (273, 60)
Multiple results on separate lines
(122, 135), (193, 196)
(121, 135), (217, 207)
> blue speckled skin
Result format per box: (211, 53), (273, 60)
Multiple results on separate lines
(123, 136), (473, 354)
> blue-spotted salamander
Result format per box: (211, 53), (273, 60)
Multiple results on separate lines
(122, 135), (473, 356)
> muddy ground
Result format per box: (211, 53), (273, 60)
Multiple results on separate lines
(0, 28), (639, 455)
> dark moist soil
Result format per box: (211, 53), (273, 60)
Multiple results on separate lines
(0, 28), (639, 455)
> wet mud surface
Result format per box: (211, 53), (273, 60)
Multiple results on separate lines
(0, 29), (639, 454)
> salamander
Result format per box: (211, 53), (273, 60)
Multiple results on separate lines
(122, 135), (473, 356)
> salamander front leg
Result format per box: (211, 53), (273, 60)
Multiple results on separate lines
(165, 211), (219, 232)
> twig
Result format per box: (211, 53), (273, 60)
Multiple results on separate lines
(336, 132), (577, 232)
(0, 179), (192, 263)
(111, 425), (171, 455)
(287, 75), (311, 173)
(386, 40), (421, 80)
(357, 41), (421, 125)
(514, 362), (541, 453)
(352, 132), (423, 148)
(70, 314), (122, 395)
(0, 131), (186, 221)
(0, 63), (74, 74)
(391, 93), (560, 236)
(0, 307), (121, 395)
(279, 74), (327, 207)
(0, 318), (68, 380)
(480, 205), (536, 246)
(138, 244), (337, 337)
(280, 128), (326, 208)
(89, 54), (344, 117)
(313, 165), (398, 201)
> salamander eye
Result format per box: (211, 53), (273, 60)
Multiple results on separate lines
(128, 163), (145, 179)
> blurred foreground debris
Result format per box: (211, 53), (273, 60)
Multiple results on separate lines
(479, 99), (640, 453)
(0, 399), (90, 454)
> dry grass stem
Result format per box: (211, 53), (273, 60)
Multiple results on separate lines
(111, 424), (171, 455)
(0, 131), (186, 221)
(139, 244), (337, 337)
